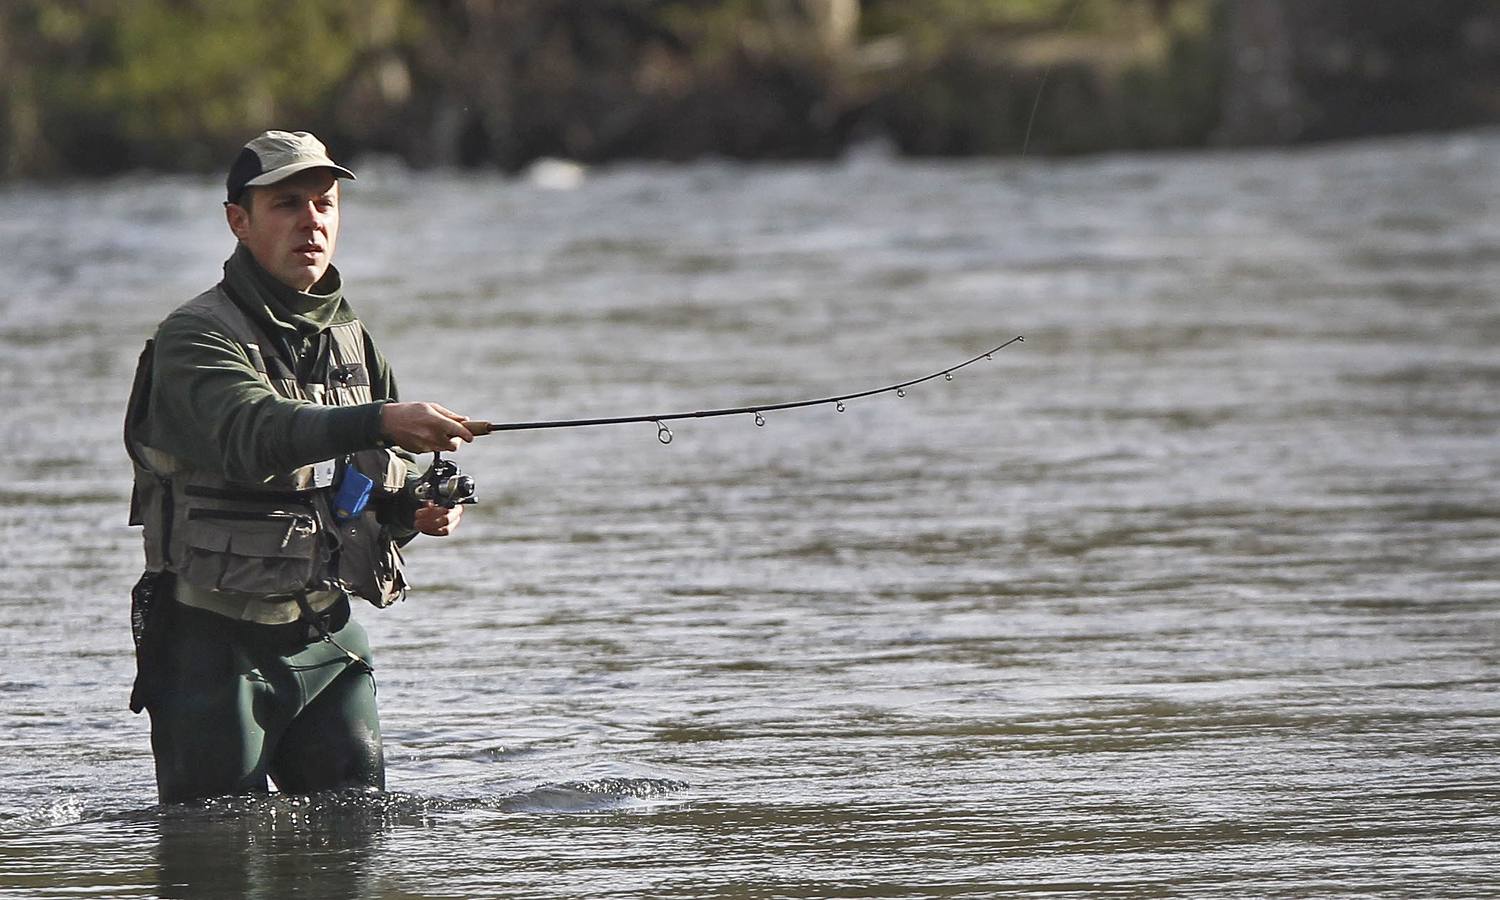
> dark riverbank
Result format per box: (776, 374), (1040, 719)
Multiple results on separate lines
(3, 0), (1499, 179)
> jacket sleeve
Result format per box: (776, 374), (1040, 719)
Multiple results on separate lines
(149, 309), (386, 482)
(362, 327), (420, 481)
(363, 327), (424, 540)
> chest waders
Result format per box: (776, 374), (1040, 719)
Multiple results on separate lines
(126, 286), (402, 802)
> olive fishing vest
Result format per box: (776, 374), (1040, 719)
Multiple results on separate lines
(126, 286), (408, 609)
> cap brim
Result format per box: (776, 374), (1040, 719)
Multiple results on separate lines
(243, 160), (356, 188)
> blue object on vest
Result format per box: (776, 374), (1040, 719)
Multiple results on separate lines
(333, 468), (375, 522)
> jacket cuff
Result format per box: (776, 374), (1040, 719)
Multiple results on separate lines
(367, 399), (394, 448)
(296, 401), (389, 458)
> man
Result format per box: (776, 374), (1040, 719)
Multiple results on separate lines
(125, 130), (475, 803)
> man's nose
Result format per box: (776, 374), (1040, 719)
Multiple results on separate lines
(297, 201), (326, 230)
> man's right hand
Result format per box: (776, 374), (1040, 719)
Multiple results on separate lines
(379, 402), (475, 453)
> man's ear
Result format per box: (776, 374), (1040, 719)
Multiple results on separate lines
(225, 201), (251, 241)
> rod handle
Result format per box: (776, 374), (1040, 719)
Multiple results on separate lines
(465, 420), (495, 436)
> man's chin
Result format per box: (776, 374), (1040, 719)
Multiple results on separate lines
(280, 261), (327, 291)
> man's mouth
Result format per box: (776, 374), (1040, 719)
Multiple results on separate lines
(294, 244), (323, 257)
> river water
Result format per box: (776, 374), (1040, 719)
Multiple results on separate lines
(1, 131), (1498, 897)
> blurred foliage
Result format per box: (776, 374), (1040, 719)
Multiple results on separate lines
(1, 0), (410, 175)
(863, 0), (1223, 154)
(864, 0), (1120, 53)
(2, 0), (1497, 178)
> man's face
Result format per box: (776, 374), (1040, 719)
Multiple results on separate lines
(226, 168), (340, 291)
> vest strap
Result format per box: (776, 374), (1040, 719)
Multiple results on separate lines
(183, 484), (319, 503)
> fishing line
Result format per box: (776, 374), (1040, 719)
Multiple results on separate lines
(465, 336), (1023, 444)
(1020, 0), (1085, 158)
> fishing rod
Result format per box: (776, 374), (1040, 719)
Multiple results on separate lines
(443, 1), (1059, 455)
(421, 0), (1060, 491)
(462, 335), (1023, 445)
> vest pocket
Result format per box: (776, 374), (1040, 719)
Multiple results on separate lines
(335, 512), (408, 608)
(178, 509), (322, 596)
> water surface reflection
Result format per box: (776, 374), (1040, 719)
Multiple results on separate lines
(1, 132), (1498, 897)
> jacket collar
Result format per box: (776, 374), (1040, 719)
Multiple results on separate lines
(222, 242), (355, 337)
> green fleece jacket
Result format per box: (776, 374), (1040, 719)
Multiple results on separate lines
(148, 243), (394, 482)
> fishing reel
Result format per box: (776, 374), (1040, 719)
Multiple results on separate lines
(407, 453), (477, 509)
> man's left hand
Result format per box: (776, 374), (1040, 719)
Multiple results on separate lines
(415, 501), (463, 536)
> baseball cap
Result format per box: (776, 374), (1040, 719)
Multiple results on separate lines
(225, 130), (355, 205)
